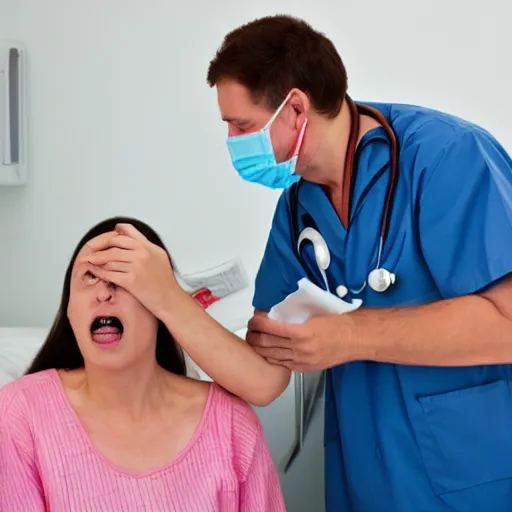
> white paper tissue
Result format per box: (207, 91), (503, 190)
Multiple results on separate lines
(268, 278), (362, 324)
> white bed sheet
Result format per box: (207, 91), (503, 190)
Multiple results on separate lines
(0, 327), (48, 388)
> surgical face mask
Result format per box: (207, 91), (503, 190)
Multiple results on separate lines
(225, 92), (308, 189)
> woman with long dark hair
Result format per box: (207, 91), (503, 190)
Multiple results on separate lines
(0, 216), (285, 512)
(25, 217), (187, 377)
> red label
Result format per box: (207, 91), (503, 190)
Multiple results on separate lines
(192, 288), (220, 309)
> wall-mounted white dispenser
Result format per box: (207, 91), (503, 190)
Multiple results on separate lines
(0, 40), (26, 186)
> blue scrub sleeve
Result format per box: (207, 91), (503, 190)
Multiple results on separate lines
(419, 128), (512, 298)
(252, 192), (307, 312)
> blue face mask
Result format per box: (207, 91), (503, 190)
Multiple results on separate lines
(225, 93), (308, 189)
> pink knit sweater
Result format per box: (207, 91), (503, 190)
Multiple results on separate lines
(0, 369), (286, 511)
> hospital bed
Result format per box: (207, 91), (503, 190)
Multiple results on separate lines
(0, 327), (49, 387)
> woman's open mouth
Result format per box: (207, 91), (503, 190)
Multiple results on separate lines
(90, 316), (124, 347)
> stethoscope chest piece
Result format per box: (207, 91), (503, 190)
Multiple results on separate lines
(367, 268), (396, 292)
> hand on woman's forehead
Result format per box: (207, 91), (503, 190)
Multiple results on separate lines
(73, 231), (118, 278)
(81, 231), (118, 258)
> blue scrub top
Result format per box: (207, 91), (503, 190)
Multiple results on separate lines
(252, 101), (512, 512)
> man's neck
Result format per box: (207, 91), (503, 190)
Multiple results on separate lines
(302, 99), (381, 217)
(302, 100), (351, 190)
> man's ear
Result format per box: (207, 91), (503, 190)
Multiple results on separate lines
(289, 88), (310, 115)
(289, 89), (310, 130)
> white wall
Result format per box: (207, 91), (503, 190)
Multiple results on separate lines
(0, 0), (510, 329)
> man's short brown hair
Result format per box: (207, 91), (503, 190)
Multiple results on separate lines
(207, 15), (348, 118)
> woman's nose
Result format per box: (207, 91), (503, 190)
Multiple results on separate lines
(96, 280), (115, 302)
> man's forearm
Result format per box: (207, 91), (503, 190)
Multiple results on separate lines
(352, 293), (512, 366)
(158, 289), (290, 406)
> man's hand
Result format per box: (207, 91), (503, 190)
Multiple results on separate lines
(79, 223), (180, 318)
(247, 275), (512, 372)
(246, 313), (359, 372)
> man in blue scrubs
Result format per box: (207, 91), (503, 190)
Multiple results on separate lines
(207, 14), (512, 512)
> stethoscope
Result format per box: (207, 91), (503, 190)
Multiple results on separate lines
(288, 96), (400, 298)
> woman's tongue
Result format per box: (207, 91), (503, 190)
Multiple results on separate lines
(92, 325), (121, 344)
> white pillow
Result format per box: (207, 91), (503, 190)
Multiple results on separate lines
(0, 327), (48, 388)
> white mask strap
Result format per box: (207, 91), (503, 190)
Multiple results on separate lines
(290, 118), (308, 157)
(263, 90), (294, 129)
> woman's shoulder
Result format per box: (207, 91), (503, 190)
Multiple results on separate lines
(206, 384), (268, 479)
(0, 369), (57, 417)
(207, 383), (263, 445)
(165, 375), (263, 443)
(211, 384), (260, 423)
